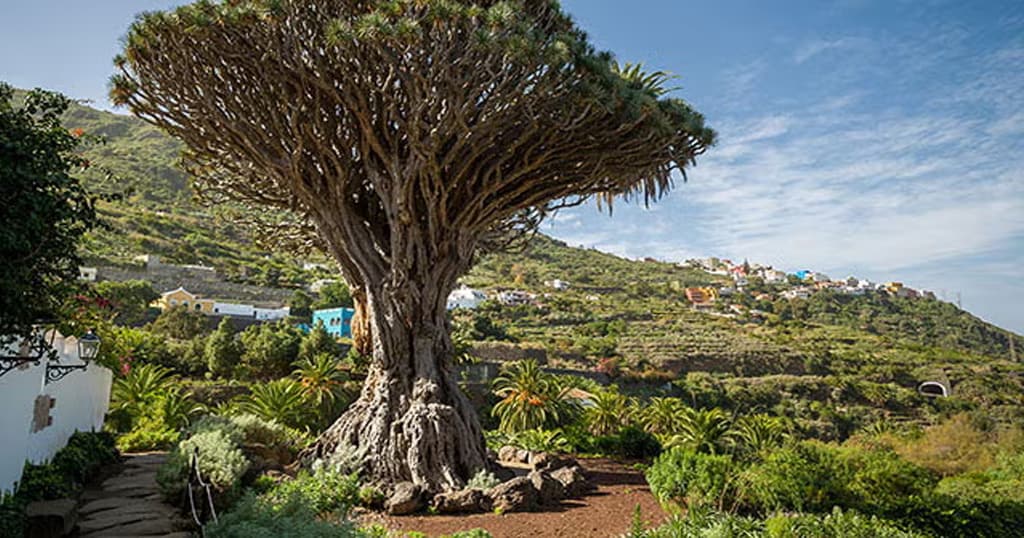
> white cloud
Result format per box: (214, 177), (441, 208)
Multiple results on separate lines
(793, 37), (862, 64)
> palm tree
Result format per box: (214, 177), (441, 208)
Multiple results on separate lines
(293, 352), (352, 429)
(642, 397), (686, 436)
(668, 408), (734, 454)
(587, 387), (630, 436)
(158, 387), (206, 430)
(235, 378), (310, 431)
(732, 414), (787, 455)
(492, 359), (574, 433)
(110, 363), (175, 414)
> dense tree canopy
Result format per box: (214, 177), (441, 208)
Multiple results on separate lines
(113, 0), (714, 491)
(0, 84), (97, 347)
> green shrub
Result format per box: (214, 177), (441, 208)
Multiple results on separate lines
(158, 429), (249, 503)
(357, 486), (385, 508)
(261, 468), (359, 516)
(743, 441), (851, 513)
(765, 507), (924, 538)
(646, 448), (739, 512)
(16, 464), (74, 502)
(466, 469), (502, 490)
(0, 493), (24, 538)
(595, 425), (662, 459)
(52, 431), (119, 485)
(116, 414), (180, 452)
(204, 493), (360, 538)
(441, 531), (493, 538)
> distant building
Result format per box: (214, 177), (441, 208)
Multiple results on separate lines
(447, 286), (488, 310)
(312, 307), (355, 338)
(685, 287), (718, 305)
(255, 306), (291, 321)
(155, 287), (287, 320)
(782, 287), (812, 300)
(544, 279), (571, 291)
(309, 279), (339, 293)
(77, 267), (97, 282)
(762, 269), (787, 284)
(133, 254), (162, 269)
(497, 290), (534, 306)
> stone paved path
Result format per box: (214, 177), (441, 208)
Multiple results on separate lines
(77, 452), (194, 538)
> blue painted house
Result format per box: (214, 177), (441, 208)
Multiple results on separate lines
(311, 307), (356, 338)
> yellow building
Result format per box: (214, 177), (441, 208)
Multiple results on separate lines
(153, 287), (215, 314)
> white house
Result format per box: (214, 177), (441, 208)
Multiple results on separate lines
(762, 269), (788, 284)
(254, 306), (291, 320)
(782, 287), (813, 300)
(214, 302), (256, 317)
(545, 279), (571, 291)
(497, 290), (534, 306)
(447, 286), (488, 310)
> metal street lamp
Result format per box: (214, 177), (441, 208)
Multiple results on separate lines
(45, 330), (102, 384)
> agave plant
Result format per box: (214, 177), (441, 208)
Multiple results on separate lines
(492, 359), (576, 433)
(235, 378), (310, 431)
(668, 408), (734, 454)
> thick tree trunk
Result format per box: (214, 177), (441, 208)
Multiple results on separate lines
(349, 288), (372, 358)
(304, 278), (487, 493)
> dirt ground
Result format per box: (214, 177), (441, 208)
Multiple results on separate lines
(360, 459), (668, 538)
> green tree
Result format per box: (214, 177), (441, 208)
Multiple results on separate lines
(587, 387), (631, 436)
(0, 84), (97, 347)
(95, 279), (159, 326)
(298, 322), (340, 363)
(491, 359), (575, 433)
(240, 321), (302, 379)
(668, 408), (734, 455)
(288, 289), (314, 321)
(205, 317), (242, 378)
(312, 281), (353, 310)
(293, 353), (352, 430)
(113, 0), (713, 489)
(148, 305), (207, 340)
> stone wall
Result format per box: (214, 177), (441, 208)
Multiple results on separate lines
(98, 264), (293, 305)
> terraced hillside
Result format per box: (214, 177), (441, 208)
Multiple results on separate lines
(55, 90), (1024, 437)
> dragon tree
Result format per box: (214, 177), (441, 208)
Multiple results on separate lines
(112, 0), (714, 492)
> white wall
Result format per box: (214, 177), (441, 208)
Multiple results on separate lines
(214, 302), (255, 317)
(254, 307), (290, 320)
(0, 334), (112, 494)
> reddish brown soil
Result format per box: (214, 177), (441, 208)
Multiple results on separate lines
(361, 459), (668, 538)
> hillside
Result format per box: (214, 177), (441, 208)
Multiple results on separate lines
(63, 93), (1024, 436)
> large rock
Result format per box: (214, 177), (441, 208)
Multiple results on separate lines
(26, 498), (77, 537)
(386, 482), (423, 515)
(515, 449), (531, 463)
(497, 445), (518, 463)
(528, 470), (565, 506)
(432, 488), (491, 514)
(533, 453), (576, 472)
(487, 476), (539, 513)
(550, 465), (592, 498)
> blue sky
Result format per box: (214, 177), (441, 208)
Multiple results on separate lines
(1, 1), (1022, 333)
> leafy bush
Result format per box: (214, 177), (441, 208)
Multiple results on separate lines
(204, 493), (361, 538)
(233, 378), (311, 430)
(261, 468), (360, 516)
(593, 425), (663, 459)
(52, 431), (119, 484)
(466, 469), (502, 490)
(646, 448), (739, 512)
(158, 429), (249, 503)
(0, 493), (24, 538)
(764, 507), (924, 538)
(742, 441), (851, 514)
(116, 413), (181, 452)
